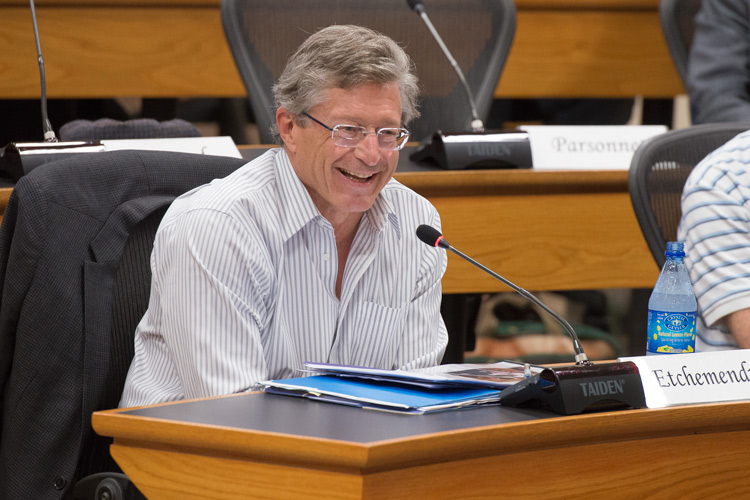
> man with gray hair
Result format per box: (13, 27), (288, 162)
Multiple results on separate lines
(120, 25), (448, 407)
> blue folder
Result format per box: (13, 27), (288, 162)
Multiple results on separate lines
(263, 375), (502, 414)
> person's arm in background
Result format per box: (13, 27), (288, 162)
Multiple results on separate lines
(687, 0), (750, 123)
(680, 142), (750, 350)
(725, 309), (750, 348)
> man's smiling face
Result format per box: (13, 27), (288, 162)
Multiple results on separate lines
(282, 82), (402, 225)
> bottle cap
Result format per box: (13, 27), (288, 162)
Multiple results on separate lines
(665, 241), (685, 258)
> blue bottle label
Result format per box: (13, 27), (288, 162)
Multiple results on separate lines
(646, 309), (696, 354)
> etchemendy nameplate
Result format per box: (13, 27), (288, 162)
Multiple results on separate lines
(620, 350), (750, 408)
(520, 125), (668, 170)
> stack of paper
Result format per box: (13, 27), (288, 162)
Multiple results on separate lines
(262, 361), (543, 414)
(305, 361), (540, 389)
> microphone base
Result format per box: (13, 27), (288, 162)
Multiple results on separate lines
(409, 129), (532, 170)
(499, 361), (646, 415)
(0, 141), (104, 182)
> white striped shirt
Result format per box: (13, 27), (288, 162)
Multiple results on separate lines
(678, 129), (750, 351)
(120, 148), (448, 407)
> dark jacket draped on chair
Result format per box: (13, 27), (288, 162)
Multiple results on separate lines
(0, 150), (245, 499)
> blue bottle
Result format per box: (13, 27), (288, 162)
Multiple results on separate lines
(646, 241), (697, 355)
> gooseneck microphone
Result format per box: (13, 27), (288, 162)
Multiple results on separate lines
(416, 224), (590, 366)
(29, 0), (56, 142)
(417, 224), (647, 414)
(0, 1), (105, 182)
(405, 1), (532, 171)
(405, 0), (484, 132)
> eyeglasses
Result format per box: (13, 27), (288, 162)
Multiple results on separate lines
(302, 113), (410, 151)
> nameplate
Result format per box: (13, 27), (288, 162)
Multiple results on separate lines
(520, 125), (667, 170)
(620, 350), (750, 408)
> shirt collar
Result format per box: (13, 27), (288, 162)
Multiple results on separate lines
(273, 148), (401, 241)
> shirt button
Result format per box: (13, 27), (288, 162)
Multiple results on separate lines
(53, 475), (67, 490)
(323, 253), (329, 261)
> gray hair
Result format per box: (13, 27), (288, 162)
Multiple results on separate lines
(271, 24), (420, 143)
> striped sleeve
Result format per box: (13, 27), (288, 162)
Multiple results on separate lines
(680, 148), (750, 329)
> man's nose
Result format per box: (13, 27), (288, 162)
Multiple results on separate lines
(354, 133), (382, 165)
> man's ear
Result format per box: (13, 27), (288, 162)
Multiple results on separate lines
(276, 108), (297, 153)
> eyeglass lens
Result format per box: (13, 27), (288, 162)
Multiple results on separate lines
(303, 113), (409, 151)
(333, 125), (408, 150)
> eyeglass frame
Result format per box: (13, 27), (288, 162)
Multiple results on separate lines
(302, 113), (410, 151)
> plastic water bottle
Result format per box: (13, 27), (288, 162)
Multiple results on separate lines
(646, 241), (697, 355)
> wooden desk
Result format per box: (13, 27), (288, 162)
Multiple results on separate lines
(1, 0), (681, 100)
(0, 187), (11, 223)
(92, 392), (750, 499)
(500, 0), (684, 98)
(395, 166), (658, 294)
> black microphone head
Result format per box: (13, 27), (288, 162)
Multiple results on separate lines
(416, 224), (448, 248)
(406, 0), (425, 13)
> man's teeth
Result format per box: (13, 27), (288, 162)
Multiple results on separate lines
(340, 168), (372, 181)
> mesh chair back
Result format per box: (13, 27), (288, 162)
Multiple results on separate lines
(628, 123), (750, 268)
(59, 118), (202, 142)
(220, 0), (516, 144)
(659, 0), (702, 86)
(77, 208), (167, 478)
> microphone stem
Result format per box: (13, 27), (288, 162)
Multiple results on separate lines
(415, 9), (484, 132)
(447, 245), (590, 365)
(29, 0), (57, 142)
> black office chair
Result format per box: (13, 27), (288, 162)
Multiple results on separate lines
(0, 150), (246, 500)
(220, 0), (516, 144)
(628, 122), (750, 268)
(659, 0), (702, 87)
